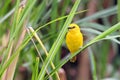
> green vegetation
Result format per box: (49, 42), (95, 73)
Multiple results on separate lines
(0, 0), (120, 80)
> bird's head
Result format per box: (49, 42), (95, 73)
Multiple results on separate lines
(68, 23), (80, 33)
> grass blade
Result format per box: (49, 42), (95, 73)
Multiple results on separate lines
(88, 48), (97, 80)
(37, 0), (81, 79)
(76, 6), (117, 23)
(45, 22), (120, 79)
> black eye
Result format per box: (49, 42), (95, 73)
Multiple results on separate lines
(72, 26), (75, 28)
(68, 26), (75, 29)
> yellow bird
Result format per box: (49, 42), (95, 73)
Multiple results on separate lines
(66, 23), (83, 62)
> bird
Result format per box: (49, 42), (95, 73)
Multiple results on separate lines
(66, 23), (83, 62)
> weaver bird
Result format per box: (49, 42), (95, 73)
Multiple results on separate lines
(66, 23), (83, 62)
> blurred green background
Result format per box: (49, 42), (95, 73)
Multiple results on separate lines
(0, 0), (120, 80)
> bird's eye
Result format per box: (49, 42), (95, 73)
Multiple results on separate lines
(68, 26), (75, 29)
(72, 26), (75, 28)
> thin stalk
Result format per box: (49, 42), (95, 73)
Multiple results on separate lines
(28, 27), (60, 80)
(26, 28), (53, 80)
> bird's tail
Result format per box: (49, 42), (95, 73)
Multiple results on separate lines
(70, 56), (76, 62)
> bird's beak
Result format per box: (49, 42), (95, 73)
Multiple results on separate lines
(68, 27), (72, 29)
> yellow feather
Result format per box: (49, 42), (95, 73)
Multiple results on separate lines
(66, 23), (83, 62)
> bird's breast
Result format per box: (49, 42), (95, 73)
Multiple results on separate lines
(66, 32), (83, 53)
